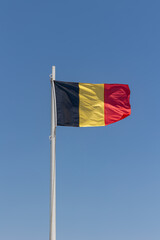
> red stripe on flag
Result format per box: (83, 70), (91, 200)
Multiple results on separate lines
(104, 84), (131, 125)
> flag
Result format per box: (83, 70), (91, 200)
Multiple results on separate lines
(55, 81), (131, 127)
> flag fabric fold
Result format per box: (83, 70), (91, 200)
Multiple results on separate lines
(55, 81), (131, 127)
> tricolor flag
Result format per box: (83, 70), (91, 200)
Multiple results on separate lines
(55, 81), (131, 127)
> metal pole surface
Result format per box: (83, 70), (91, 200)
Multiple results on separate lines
(50, 66), (56, 240)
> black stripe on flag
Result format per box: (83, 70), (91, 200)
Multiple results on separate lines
(55, 81), (79, 127)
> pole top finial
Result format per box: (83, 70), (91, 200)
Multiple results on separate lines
(50, 66), (56, 82)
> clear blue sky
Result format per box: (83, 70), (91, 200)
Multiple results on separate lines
(1, 0), (160, 239)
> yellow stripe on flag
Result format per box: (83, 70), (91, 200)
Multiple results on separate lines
(79, 83), (105, 127)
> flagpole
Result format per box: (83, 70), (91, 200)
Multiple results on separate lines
(50, 66), (56, 240)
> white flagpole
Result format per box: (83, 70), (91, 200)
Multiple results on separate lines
(50, 66), (56, 240)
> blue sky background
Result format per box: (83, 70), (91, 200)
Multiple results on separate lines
(1, 0), (160, 239)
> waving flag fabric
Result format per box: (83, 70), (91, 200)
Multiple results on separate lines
(55, 81), (131, 127)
